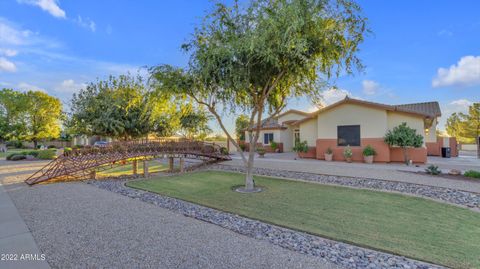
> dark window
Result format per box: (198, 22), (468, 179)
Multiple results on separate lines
(337, 125), (360, 146)
(264, 133), (274, 144)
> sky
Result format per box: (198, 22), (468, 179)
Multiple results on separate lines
(0, 0), (479, 135)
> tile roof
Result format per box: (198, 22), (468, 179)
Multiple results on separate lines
(395, 102), (441, 117)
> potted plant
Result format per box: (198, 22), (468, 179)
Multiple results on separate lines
(324, 147), (333, 161)
(293, 140), (309, 158)
(343, 145), (353, 163)
(256, 147), (266, 158)
(362, 145), (376, 164)
(270, 141), (280, 153)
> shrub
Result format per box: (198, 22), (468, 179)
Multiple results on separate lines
(293, 141), (309, 153)
(7, 141), (24, 148)
(343, 145), (353, 158)
(362, 145), (376, 156)
(425, 165), (441, 175)
(325, 147), (333, 155)
(36, 145), (43, 149)
(73, 145), (84, 149)
(37, 150), (56, 160)
(64, 147), (72, 154)
(6, 153), (17, 160)
(10, 154), (26, 161)
(239, 144), (246, 151)
(220, 147), (228, 155)
(464, 170), (480, 179)
(270, 141), (278, 150)
(21, 150), (39, 157)
(256, 147), (266, 153)
(47, 145), (56, 149)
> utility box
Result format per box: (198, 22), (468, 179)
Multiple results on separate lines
(441, 147), (451, 158)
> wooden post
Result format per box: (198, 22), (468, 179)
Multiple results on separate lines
(179, 157), (185, 173)
(169, 157), (174, 172)
(143, 160), (149, 178)
(90, 170), (96, 180)
(132, 160), (138, 176)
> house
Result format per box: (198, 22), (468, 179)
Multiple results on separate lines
(245, 96), (446, 163)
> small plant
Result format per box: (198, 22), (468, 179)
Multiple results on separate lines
(464, 170), (480, 179)
(325, 147), (333, 155)
(293, 140), (309, 153)
(239, 144), (246, 152)
(6, 153), (18, 160)
(343, 145), (353, 160)
(220, 146), (228, 155)
(37, 150), (56, 160)
(270, 141), (279, 151)
(10, 154), (26, 161)
(362, 145), (376, 156)
(256, 147), (266, 157)
(425, 165), (441, 175)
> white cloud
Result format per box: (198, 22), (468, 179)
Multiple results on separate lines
(55, 79), (86, 93)
(432, 56), (480, 87)
(322, 87), (360, 105)
(18, 82), (45, 92)
(75, 16), (96, 32)
(0, 19), (32, 45)
(362, 80), (380, 95)
(0, 57), (16, 72)
(17, 0), (66, 19)
(0, 48), (18, 57)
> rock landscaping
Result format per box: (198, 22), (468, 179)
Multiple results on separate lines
(212, 164), (480, 208)
(89, 178), (443, 269)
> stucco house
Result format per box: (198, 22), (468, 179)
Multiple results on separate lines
(245, 96), (445, 163)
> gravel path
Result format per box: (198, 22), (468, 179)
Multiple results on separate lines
(224, 157), (480, 193)
(5, 181), (339, 269)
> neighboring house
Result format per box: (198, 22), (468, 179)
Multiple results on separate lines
(245, 96), (445, 163)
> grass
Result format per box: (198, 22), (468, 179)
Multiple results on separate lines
(98, 160), (170, 177)
(127, 171), (480, 268)
(464, 170), (480, 180)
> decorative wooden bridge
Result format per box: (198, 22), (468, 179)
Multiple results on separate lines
(25, 139), (231, 185)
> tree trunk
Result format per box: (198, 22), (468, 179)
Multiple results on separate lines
(245, 144), (256, 189)
(33, 140), (38, 149)
(403, 147), (409, 165)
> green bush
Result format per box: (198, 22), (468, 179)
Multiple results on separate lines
(6, 153), (17, 160)
(21, 150), (39, 157)
(73, 144), (84, 149)
(425, 165), (441, 175)
(362, 145), (376, 156)
(464, 170), (480, 179)
(37, 150), (56, 160)
(256, 147), (266, 155)
(64, 147), (72, 154)
(270, 141), (278, 150)
(293, 141), (309, 153)
(47, 145), (56, 149)
(10, 154), (26, 161)
(239, 144), (246, 151)
(220, 147), (228, 155)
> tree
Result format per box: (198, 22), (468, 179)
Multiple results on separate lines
(24, 91), (62, 148)
(445, 103), (480, 145)
(384, 122), (423, 165)
(0, 89), (28, 142)
(235, 115), (249, 141)
(178, 107), (212, 139)
(150, 0), (367, 191)
(70, 74), (166, 140)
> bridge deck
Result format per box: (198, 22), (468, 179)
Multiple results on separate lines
(25, 140), (231, 185)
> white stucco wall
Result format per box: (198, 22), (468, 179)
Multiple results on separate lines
(245, 129), (282, 145)
(425, 118), (437, 143)
(387, 112), (426, 144)
(299, 118), (318, 146)
(316, 103), (388, 139)
(280, 127), (294, 151)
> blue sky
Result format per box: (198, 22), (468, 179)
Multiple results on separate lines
(0, 0), (479, 134)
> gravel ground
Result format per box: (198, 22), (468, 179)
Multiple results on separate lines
(5, 181), (339, 269)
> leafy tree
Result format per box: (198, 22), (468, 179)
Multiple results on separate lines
(445, 103), (480, 145)
(384, 122), (423, 165)
(0, 89), (28, 142)
(70, 74), (164, 140)
(235, 115), (249, 141)
(178, 107), (212, 139)
(24, 91), (63, 148)
(150, 0), (367, 190)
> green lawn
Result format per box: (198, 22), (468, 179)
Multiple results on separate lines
(99, 160), (170, 177)
(127, 171), (480, 268)
(0, 149), (35, 158)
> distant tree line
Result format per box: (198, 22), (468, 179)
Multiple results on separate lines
(446, 103), (480, 144)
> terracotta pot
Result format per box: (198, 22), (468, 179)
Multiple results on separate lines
(258, 152), (265, 158)
(324, 153), (333, 161)
(364, 155), (374, 164)
(345, 157), (352, 163)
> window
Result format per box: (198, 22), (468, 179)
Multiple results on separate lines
(264, 133), (274, 144)
(337, 125), (360, 146)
